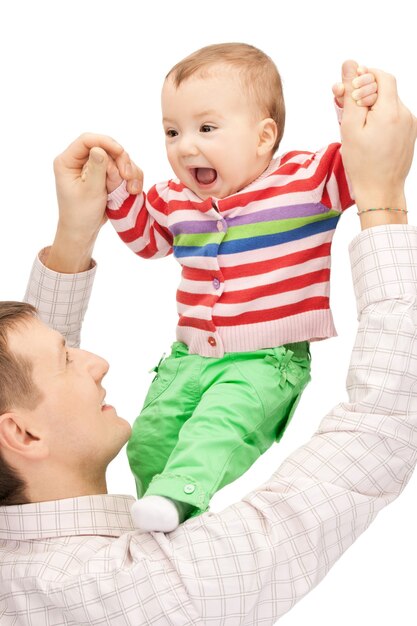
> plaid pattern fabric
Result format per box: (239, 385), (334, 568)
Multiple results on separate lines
(1, 225), (416, 625)
(23, 247), (96, 348)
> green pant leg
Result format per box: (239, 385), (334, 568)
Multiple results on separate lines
(145, 345), (311, 515)
(127, 344), (200, 497)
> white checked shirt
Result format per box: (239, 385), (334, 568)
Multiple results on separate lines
(1, 225), (417, 625)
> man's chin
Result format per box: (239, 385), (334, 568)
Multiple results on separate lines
(118, 417), (132, 441)
(109, 418), (132, 455)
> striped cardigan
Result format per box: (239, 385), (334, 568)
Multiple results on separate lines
(107, 143), (352, 357)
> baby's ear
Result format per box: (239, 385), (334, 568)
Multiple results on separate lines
(257, 118), (278, 155)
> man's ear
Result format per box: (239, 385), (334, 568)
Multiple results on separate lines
(0, 413), (48, 460)
(257, 118), (278, 156)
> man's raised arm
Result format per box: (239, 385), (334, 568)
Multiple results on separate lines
(24, 134), (141, 346)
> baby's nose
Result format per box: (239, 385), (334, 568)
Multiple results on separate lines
(178, 134), (199, 156)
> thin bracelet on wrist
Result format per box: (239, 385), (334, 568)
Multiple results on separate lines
(357, 207), (408, 216)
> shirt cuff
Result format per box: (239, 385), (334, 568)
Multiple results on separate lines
(107, 180), (129, 210)
(349, 224), (417, 316)
(24, 247), (97, 348)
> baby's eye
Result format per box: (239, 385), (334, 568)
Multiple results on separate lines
(200, 124), (215, 133)
(66, 351), (73, 365)
(165, 129), (178, 138)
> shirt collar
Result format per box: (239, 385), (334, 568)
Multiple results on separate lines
(252, 156), (281, 184)
(0, 494), (136, 540)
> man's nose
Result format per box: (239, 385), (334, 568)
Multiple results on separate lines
(82, 350), (109, 381)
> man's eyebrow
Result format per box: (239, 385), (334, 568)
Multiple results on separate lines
(49, 334), (67, 367)
(55, 335), (66, 356)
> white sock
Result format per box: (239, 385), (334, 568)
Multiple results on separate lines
(131, 495), (180, 532)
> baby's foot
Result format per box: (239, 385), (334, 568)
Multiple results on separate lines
(131, 495), (180, 532)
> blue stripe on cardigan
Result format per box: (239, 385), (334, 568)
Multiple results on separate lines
(173, 216), (339, 258)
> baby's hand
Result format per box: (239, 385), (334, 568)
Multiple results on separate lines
(106, 154), (143, 195)
(332, 65), (378, 108)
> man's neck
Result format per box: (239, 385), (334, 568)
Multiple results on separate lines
(25, 464), (108, 503)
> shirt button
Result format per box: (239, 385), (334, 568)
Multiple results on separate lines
(212, 278), (221, 290)
(208, 336), (217, 347)
(216, 221), (224, 232)
(184, 484), (195, 494)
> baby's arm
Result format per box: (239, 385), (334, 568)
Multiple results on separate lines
(333, 65), (378, 108)
(104, 153), (174, 260)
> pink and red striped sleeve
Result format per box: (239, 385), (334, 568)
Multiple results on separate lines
(318, 142), (354, 213)
(106, 181), (173, 260)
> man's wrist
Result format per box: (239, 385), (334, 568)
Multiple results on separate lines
(354, 189), (406, 211)
(45, 228), (97, 273)
(355, 191), (407, 229)
(358, 208), (408, 229)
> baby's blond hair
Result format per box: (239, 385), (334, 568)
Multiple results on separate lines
(166, 43), (285, 152)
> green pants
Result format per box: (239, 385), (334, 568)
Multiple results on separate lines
(127, 341), (311, 517)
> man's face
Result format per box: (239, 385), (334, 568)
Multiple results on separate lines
(162, 66), (269, 200)
(8, 318), (131, 477)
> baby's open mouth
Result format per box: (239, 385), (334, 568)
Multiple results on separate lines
(193, 167), (217, 185)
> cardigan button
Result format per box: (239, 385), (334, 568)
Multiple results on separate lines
(216, 221), (224, 232)
(208, 336), (217, 347)
(212, 278), (221, 290)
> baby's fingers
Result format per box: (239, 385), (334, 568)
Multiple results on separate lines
(354, 92), (378, 107)
(353, 70), (375, 88)
(352, 73), (378, 107)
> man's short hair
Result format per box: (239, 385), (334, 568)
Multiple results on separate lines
(166, 42), (286, 153)
(0, 301), (41, 505)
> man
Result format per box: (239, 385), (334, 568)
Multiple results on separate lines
(0, 63), (416, 624)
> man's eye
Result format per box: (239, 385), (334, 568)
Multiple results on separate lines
(200, 125), (215, 133)
(166, 129), (178, 138)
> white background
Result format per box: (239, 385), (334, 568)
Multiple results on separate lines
(1, 1), (416, 623)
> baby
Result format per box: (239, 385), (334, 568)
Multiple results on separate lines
(106, 43), (377, 531)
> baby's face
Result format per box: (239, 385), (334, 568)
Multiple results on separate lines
(161, 66), (270, 200)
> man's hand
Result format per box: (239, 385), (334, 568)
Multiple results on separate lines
(340, 60), (417, 228)
(47, 133), (142, 272)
